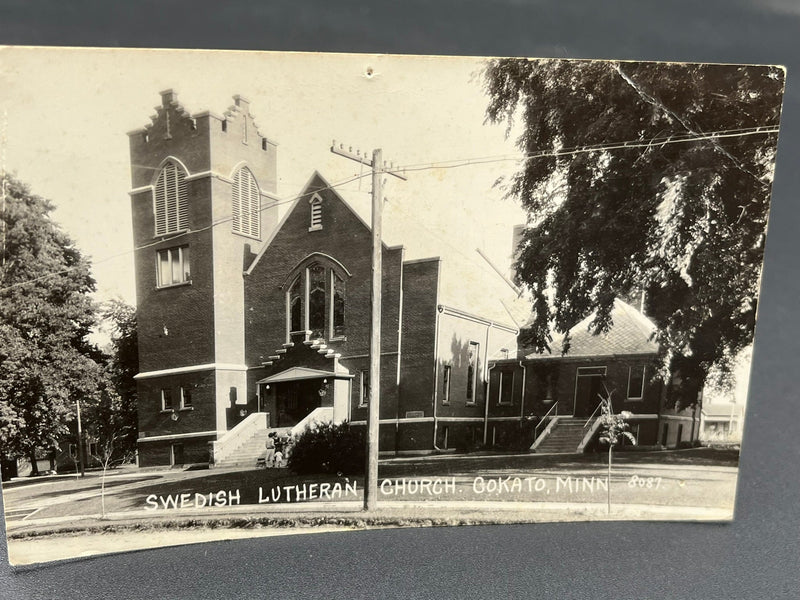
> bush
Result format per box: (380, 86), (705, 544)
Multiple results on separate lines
(287, 421), (365, 476)
(677, 439), (703, 449)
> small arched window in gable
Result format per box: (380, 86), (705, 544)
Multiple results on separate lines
(154, 161), (188, 236)
(232, 167), (261, 238)
(309, 194), (323, 231)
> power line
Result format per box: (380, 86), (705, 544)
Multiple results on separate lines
(0, 171), (374, 293)
(394, 126), (780, 176)
(0, 124), (779, 293)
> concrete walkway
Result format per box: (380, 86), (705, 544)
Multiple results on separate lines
(6, 499), (733, 566)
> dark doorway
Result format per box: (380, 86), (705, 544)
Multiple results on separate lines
(171, 443), (184, 466)
(573, 366), (607, 417)
(275, 379), (326, 427)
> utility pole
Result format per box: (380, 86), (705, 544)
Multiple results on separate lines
(330, 141), (406, 511)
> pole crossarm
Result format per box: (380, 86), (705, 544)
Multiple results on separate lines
(331, 141), (408, 180)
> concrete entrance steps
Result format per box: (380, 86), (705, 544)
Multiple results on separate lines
(533, 417), (590, 454)
(213, 427), (290, 470)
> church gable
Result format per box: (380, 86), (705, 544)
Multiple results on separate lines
(246, 171), (380, 278)
(243, 171), (404, 366)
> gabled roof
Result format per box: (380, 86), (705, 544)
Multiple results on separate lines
(244, 170), (404, 276)
(701, 403), (745, 419)
(256, 366), (352, 384)
(526, 298), (658, 360)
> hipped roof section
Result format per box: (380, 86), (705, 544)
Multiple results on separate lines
(526, 299), (659, 360)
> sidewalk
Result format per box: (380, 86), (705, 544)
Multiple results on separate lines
(6, 498), (733, 533)
(6, 498), (733, 566)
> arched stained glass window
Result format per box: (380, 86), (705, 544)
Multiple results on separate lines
(332, 271), (345, 337)
(308, 264), (326, 338)
(154, 162), (188, 235)
(284, 258), (348, 342)
(288, 276), (302, 333)
(232, 167), (261, 238)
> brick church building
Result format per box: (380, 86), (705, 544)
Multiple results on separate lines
(128, 91), (518, 467)
(128, 91), (699, 468)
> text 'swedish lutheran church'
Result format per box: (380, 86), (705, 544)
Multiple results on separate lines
(129, 91), (699, 468)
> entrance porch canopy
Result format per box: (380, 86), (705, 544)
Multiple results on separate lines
(256, 366), (353, 385)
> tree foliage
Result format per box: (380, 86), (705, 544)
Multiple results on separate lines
(95, 299), (138, 458)
(484, 59), (784, 403)
(0, 175), (103, 472)
(287, 421), (365, 476)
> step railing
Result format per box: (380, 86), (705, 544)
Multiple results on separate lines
(584, 399), (604, 428)
(534, 401), (559, 440)
(209, 412), (269, 467)
(577, 417), (603, 453)
(578, 391), (611, 452)
(530, 401), (560, 451)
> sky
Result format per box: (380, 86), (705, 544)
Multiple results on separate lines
(0, 47), (758, 399)
(0, 47), (528, 322)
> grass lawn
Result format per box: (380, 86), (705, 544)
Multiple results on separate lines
(21, 447), (737, 520)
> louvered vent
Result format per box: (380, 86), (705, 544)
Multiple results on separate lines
(154, 162), (188, 236)
(232, 167), (260, 238)
(310, 197), (322, 231)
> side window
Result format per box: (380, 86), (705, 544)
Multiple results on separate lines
(442, 365), (451, 405)
(627, 365), (645, 400)
(359, 370), (370, 406)
(466, 341), (480, 404)
(161, 389), (173, 411)
(156, 246), (190, 287)
(180, 387), (192, 409)
(498, 370), (514, 405)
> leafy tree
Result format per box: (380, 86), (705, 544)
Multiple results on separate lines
(484, 59), (784, 404)
(0, 175), (103, 474)
(597, 392), (636, 514)
(98, 299), (138, 457)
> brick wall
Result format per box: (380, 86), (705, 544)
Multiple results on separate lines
(398, 259), (440, 417)
(514, 355), (662, 418)
(138, 436), (215, 468)
(136, 370), (217, 439)
(131, 176), (217, 372)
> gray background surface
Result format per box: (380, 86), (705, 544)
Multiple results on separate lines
(0, 1), (798, 598)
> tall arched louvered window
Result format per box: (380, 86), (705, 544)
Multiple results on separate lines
(154, 162), (189, 236)
(232, 167), (261, 238)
